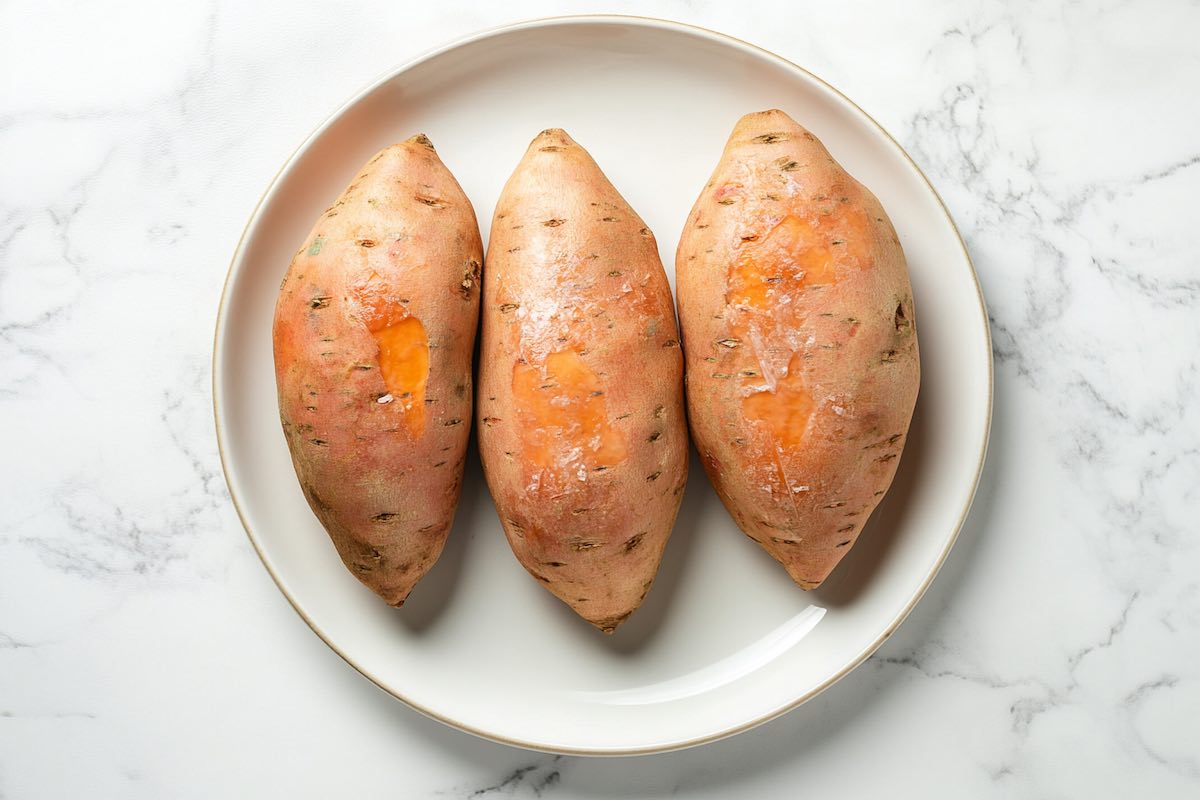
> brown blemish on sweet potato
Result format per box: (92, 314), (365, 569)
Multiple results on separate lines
(568, 537), (601, 552)
(863, 433), (904, 450)
(459, 259), (481, 299)
(303, 484), (332, 512)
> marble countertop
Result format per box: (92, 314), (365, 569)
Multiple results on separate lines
(3, 1), (1197, 796)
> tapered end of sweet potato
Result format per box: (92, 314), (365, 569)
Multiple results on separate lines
(528, 127), (579, 152)
(726, 108), (824, 154)
(587, 612), (633, 635)
(781, 561), (824, 592)
(738, 107), (786, 122)
(733, 108), (793, 128)
(405, 132), (435, 150)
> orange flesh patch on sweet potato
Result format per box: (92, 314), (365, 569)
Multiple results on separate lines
(724, 210), (866, 480)
(373, 317), (429, 435)
(513, 349), (626, 489)
(728, 214), (840, 308)
(742, 355), (814, 449)
(354, 273), (430, 436)
(742, 352), (814, 495)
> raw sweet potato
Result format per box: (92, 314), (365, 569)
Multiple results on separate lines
(675, 109), (919, 589)
(477, 129), (688, 632)
(273, 134), (482, 606)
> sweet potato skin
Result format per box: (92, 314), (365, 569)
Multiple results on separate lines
(676, 110), (919, 589)
(477, 129), (688, 632)
(273, 135), (482, 606)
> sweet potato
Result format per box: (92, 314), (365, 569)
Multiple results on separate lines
(675, 109), (919, 589)
(477, 129), (688, 632)
(273, 134), (482, 606)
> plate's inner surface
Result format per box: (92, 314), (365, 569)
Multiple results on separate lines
(217, 19), (989, 752)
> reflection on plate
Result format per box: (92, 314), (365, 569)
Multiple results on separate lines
(572, 605), (828, 706)
(213, 15), (991, 755)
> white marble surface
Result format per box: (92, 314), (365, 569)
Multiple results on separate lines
(2, 0), (1197, 796)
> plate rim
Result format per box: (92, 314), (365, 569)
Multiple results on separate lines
(212, 13), (994, 756)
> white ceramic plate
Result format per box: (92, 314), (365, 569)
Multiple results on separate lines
(214, 16), (991, 755)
